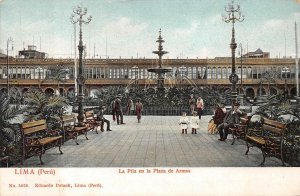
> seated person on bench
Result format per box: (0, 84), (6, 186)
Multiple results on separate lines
(96, 106), (112, 132)
(217, 102), (246, 141)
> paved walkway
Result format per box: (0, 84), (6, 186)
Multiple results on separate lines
(22, 115), (282, 167)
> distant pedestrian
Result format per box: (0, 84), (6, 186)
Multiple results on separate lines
(135, 99), (143, 123)
(111, 100), (116, 121)
(126, 97), (134, 115)
(179, 112), (189, 134)
(189, 94), (196, 115)
(190, 111), (199, 134)
(115, 94), (125, 125)
(196, 97), (204, 119)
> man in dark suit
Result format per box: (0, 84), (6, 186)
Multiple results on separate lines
(97, 106), (112, 131)
(115, 94), (125, 125)
(217, 102), (246, 141)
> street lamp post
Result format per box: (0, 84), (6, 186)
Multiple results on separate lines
(6, 37), (13, 96)
(71, 6), (92, 126)
(36, 66), (43, 89)
(239, 43), (243, 94)
(223, 0), (244, 107)
(282, 66), (290, 98)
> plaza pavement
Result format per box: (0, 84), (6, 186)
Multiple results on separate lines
(22, 115), (283, 167)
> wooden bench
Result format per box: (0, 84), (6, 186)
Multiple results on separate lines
(0, 146), (9, 167)
(229, 116), (250, 145)
(245, 118), (286, 166)
(61, 114), (90, 145)
(84, 110), (103, 134)
(21, 119), (63, 165)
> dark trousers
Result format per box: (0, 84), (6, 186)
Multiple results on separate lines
(116, 110), (124, 124)
(217, 122), (233, 139)
(112, 110), (116, 121)
(100, 118), (110, 130)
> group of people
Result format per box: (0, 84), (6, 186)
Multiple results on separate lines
(96, 94), (144, 132)
(179, 111), (200, 134)
(215, 102), (246, 141)
(181, 94), (246, 140)
(96, 93), (245, 141)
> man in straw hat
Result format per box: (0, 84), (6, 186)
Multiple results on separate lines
(115, 94), (125, 125)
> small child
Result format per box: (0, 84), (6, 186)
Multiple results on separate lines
(179, 112), (189, 134)
(190, 111), (199, 134)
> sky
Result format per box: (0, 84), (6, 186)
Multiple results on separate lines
(0, 0), (299, 59)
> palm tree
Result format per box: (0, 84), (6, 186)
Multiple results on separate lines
(23, 88), (69, 129)
(0, 93), (20, 147)
(0, 92), (22, 166)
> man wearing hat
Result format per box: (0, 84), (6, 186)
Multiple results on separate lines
(96, 106), (112, 131)
(115, 94), (125, 125)
(217, 102), (246, 141)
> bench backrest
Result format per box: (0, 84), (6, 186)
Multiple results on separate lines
(61, 114), (76, 127)
(85, 111), (94, 119)
(263, 118), (286, 135)
(21, 120), (47, 135)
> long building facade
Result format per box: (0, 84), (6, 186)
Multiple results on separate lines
(0, 56), (299, 99)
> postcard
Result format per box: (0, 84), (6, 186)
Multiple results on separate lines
(0, 0), (300, 195)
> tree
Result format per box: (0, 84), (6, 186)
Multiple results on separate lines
(23, 88), (69, 129)
(0, 93), (21, 165)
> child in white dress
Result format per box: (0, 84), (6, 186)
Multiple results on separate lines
(190, 111), (199, 134)
(179, 112), (189, 134)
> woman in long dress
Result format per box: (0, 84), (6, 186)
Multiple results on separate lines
(196, 97), (204, 119)
(135, 99), (143, 123)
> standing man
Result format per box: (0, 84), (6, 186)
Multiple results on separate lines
(96, 106), (112, 131)
(217, 102), (246, 141)
(189, 94), (196, 115)
(111, 99), (116, 121)
(115, 94), (125, 125)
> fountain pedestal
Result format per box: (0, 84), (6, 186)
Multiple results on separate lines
(148, 29), (172, 91)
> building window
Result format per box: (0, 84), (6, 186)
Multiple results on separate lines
(222, 67), (227, 79)
(207, 67), (211, 79)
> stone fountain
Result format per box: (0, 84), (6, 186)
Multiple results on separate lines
(148, 29), (172, 91)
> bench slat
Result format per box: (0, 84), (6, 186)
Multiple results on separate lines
(263, 124), (284, 135)
(23, 124), (47, 135)
(263, 118), (285, 129)
(246, 135), (266, 145)
(61, 115), (75, 121)
(22, 119), (46, 129)
(39, 136), (62, 145)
